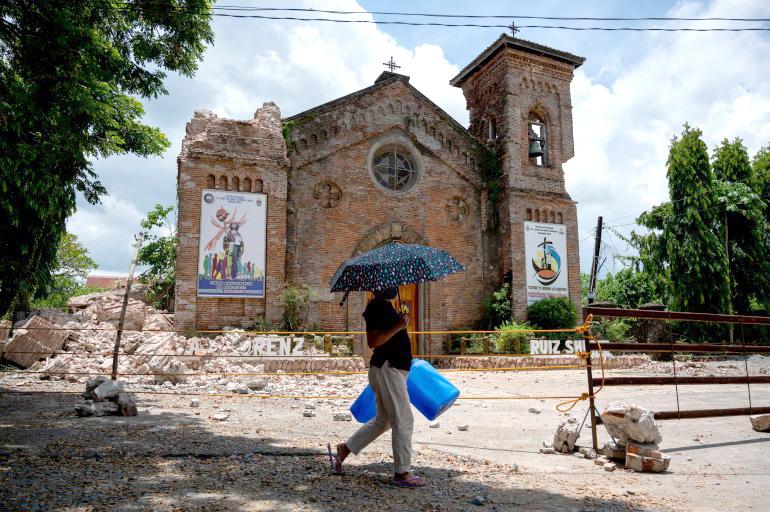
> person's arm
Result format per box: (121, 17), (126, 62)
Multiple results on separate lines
(367, 314), (409, 349)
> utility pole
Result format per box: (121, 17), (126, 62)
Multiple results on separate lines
(725, 212), (734, 344)
(588, 216), (603, 304)
(111, 233), (144, 380)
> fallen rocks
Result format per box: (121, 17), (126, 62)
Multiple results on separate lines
(333, 412), (352, 422)
(117, 392), (138, 416)
(578, 447), (597, 459)
(77, 379), (137, 417)
(75, 400), (119, 417)
(750, 414), (770, 432)
(457, 424), (469, 432)
(2, 316), (71, 368)
(601, 401), (662, 446)
(429, 421), (441, 429)
(626, 452), (670, 473)
(626, 441), (663, 459)
(210, 413), (230, 421)
(603, 462), (617, 472)
(528, 407), (542, 414)
(552, 419), (580, 453)
(190, 398), (201, 408)
(539, 447), (556, 454)
(601, 441), (626, 461)
(303, 410), (316, 418)
(92, 380), (125, 401)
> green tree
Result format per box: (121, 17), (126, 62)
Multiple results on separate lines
(662, 125), (729, 313)
(712, 139), (769, 314)
(595, 267), (660, 309)
(138, 205), (177, 311)
(0, 1), (213, 317)
(32, 232), (98, 309)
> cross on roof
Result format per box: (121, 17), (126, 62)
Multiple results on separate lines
(508, 21), (520, 37)
(382, 56), (400, 73)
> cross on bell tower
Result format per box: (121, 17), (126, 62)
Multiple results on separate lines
(382, 56), (400, 73)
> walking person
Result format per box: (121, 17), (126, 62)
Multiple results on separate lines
(327, 287), (425, 487)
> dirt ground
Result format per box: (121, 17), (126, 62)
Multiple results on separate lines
(1, 361), (768, 511)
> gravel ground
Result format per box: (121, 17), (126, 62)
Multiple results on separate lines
(1, 358), (769, 511)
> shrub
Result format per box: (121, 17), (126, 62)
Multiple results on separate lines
(482, 282), (512, 328)
(527, 298), (578, 330)
(596, 319), (630, 341)
(495, 320), (532, 353)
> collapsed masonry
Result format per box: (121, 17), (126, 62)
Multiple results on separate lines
(0, 292), (364, 387)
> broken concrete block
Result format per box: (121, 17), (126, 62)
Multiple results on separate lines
(225, 382), (249, 394)
(210, 413), (230, 421)
(539, 447), (556, 454)
(626, 441), (663, 459)
(594, 456), (610, 466)
(429, 421), (440, 429)
(749, 414), (770, 432)
(603, 462), (617, 472)
(75, 400), (118, 417)
(601, 401), (662, 446)
(625, 452), (671, 473)
(116, 393), (138, 416)
(528, 407), (542, 414)
(84, 376), (109, 398)
(573, 452), (587, 458)
(333, 412), (352, 422)
(92, 380), (125, 401)
(601, 441), (626, 461)
(578, 447), (597, 459)
(190, 398), (201, 408)
(553, 420), (580, 453)
(457, 424), (469, 432)
(246, 379), (268, 391)
(303, 410), (316, 418)
(2, 316), (70, 368)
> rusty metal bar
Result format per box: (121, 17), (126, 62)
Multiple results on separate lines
(585, 306), (770, 326)
(587, 341), (770, 354)
(654, 406), (770, 420)
(594, 376), (770, 386)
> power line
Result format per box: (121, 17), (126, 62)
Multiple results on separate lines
(109, 4), (770, 31)
(199, 6), (770, 23)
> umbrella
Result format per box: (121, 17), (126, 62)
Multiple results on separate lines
(330, 242), (465, 305)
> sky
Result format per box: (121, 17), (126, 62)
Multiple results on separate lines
(71, 0), (770, 277)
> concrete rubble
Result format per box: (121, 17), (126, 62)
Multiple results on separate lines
(749, 414), (770, 432)
(2, 316), (74, 368)
(76, 377), (138, 417)
(601, 401), (662, 446)
(552, 419), (580, 453)
(2, 292), (363, 393)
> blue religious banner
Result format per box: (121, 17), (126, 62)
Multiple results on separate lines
(197, 189), (267, 298)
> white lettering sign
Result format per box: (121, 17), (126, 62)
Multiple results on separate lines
(529, 339), (586, 355)
(239, 337), (305, 356)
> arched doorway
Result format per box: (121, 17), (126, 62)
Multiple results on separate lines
(353, 222), (428, 356)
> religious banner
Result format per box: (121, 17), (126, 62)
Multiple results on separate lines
(524, 221), (569, 305)
(197, 189), (267, 298)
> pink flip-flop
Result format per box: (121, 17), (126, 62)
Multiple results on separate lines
(391, 476), (426, 488)
(326, 443), (345, 475)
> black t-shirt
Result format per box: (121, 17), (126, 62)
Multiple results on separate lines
(363, 298), (412, 371)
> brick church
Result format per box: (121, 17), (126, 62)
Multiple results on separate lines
(174, 34), (584, 355)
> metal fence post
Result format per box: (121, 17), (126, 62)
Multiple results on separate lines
(585, 326), (599, 451)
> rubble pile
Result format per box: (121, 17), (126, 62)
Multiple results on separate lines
(75, 377), (138, 417)
(750, 414), (770, 432)
(1, 292), (364, 391)
(600, 401), (670, 473)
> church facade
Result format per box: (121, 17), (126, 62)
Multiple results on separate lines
(174, 35), (584, 355)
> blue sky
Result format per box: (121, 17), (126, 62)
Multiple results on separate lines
(73, 0), (770, 279)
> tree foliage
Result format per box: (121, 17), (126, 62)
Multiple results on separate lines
(137, 204), (177, 311)
(526, 297), (577, 330)
(0, 1), (213, 317)
(32, 232), (98, 309)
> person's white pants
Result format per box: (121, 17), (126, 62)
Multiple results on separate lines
(345, 361), (413, 474)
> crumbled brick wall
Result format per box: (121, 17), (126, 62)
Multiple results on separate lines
(175, 104), (290, 332)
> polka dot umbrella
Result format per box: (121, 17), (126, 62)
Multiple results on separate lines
(330, 242), (465, 305)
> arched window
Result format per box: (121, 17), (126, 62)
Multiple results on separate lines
(528, 112), (547, 166)
(230, 176), (239, 191)
(254, 179), (264, 193)
(243, 177), (252, 192)
(206, 174), (215, 188)
(218, 175), (227, 190)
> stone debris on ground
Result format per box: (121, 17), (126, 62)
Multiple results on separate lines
(429, 421), (440, 429)
(602, 441), (626, 461)
(0, 292), (365, 400)
(333, 412), (352, 422)
(75, 377), (137, 417)
(604, 462), (617, 472)
(601, 401), (662, 446)
(2, 316), (74, 368)
(578, 447), (597, 459)
(457, 424), (469, 432)
(749, 414), (770, 432)
(210, 413), (230, 421)
(190, 398), (201, 408)
(528, 407), (542, 414)
(303, 410), (316, 418)
(552, 419), (580, 453)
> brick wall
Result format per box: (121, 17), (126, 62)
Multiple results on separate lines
(175, 104), (290, 332)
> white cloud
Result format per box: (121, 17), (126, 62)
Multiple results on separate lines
(565, 0), (770, 273)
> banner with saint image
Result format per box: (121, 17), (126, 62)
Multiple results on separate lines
(524, 221), (569, 305)
(197, 189), (267, 298)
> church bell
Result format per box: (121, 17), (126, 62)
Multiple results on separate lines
(528, 138), (544, 158)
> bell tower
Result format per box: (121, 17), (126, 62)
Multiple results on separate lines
(451, 35), (585, 320)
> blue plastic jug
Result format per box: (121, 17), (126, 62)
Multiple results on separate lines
(349, 359), (460, 423)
